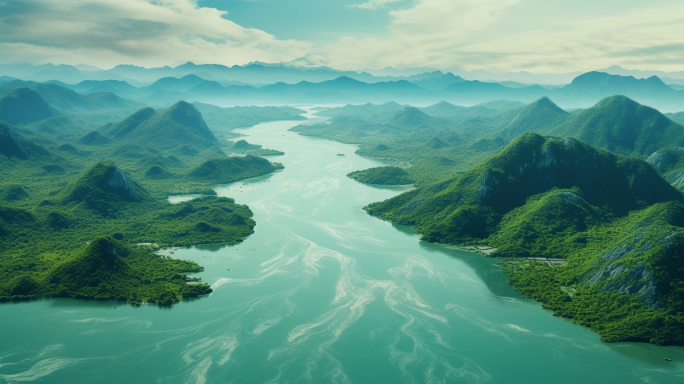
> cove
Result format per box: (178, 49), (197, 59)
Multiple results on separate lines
(1, 110), (683, 384)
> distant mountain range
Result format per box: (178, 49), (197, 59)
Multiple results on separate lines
(3, 61), (684, 111)
(3, 61), (684, 88)
(8, 70), (677, 112)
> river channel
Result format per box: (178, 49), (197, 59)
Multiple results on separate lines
(1, 110), (683, 383)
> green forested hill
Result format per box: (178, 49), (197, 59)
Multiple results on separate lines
(292, 110), (497, 185)
(51, 161), (152, 216)
(187, 155), (283, 184)
(0, 83), (290, 308)
(226, 139), (284, 156)
(0, 161), (258, 305)
(347, 166), (412, 185)
(547, 95), (684, 155)
(0, 87), (56, 125)
(365, 133), (684, 345)
(366, 133), (681, 242)
(104, 101), (218, 149)
(498, 97), (569, 139)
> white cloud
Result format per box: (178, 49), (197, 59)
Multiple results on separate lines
(321, 0), (684, 73)
(1, 0), (684, 73)
(0, 0), (311, 68)
(348, 0), (403, 10)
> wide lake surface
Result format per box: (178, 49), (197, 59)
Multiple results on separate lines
(2, 110), (683, 383)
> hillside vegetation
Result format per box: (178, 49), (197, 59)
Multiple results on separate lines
(347, 166), (412, 185)
(0, 90), (289, 307)
(0, 161), (257, 305)
(365, 133), (684, 345)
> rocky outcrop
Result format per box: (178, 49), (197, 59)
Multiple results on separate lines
(107, 167), (137, 201)
(476, 168), (501, 203)
(585, 226), (683, 310)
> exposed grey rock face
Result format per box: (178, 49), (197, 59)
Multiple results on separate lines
(560, 192), (594, 213)
(586, 226), (683, 310)
(647, 148), (684, 191)
(476, 168), (500, 203)
(170, 101), (216, 142)
(646, 147), (684, 173)
(563, 137), (578, 150)
(402, 196), (426, 213)
(670, 170), (684, 189)
(107, 167), (140, 201)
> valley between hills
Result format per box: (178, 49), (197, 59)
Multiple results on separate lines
(2, 65), (684, 347)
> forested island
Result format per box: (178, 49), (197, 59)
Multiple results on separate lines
(0, 86), (289, 305)
(347, 166), (412, 185)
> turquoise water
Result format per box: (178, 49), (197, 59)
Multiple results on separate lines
(1, 111), (683, 383)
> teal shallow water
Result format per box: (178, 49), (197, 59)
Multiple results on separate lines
(1, 111), (683, 383)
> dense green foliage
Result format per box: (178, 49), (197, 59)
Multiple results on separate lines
(498, 97), (569, 139)
(347, 166), (412, 185)
(547, 96), (684, 156)
(364, 133), (684, 345)
(502, 201), (684, 345)
(226, 139), (284, 156)
(0, 121), (52, 159)
(187, 155), (283, 184)
(292, 106), (512, 185)
(0, 161), (257, 305)
(10, 236), (213, 306)
(366, 133), (681, 241)
(0, 90), (291, 307)
(104, 101), (218, 150)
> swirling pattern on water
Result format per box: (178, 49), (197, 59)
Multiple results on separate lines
(1, 109), (683, 383)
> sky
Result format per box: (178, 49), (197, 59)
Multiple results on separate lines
(0, 0), (683, 73)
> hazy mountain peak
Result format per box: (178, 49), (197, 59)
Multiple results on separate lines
(548, 95), (684, 155)
(594, 94), (639, 108)
(168, 101), (210, 131)
(531, 96), (568, 114)
(391, 106), (432, 126)
(0, 87), (55, 125)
